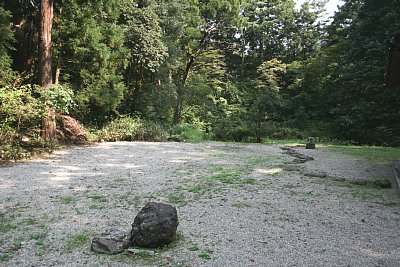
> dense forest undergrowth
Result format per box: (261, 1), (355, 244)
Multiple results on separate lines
(1, 0), (400, 160)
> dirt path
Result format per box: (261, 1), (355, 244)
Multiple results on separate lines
(1, 142), (399, 266)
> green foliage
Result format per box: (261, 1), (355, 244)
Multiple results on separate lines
(0, 84), (44, 128)
(1, 0), (399, 146)
(94, 116), (168, 142)
(55, 0), (129, 119)
(170, 123), (211, 142)
(43, 84), (75, 114)
(0, 83), (52, 160)
(65, 232), (92, 252)
(0, 7), (14, 86)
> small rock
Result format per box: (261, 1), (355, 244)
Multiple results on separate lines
(293, 159), (307, 164)
(351, 179), (368, 185)
(131, 202), (178, 248)
(304, 172), (327, 178)
(283, 165), (301, 172)
(91, 228), (131, 255)
(305, 143), (316, 149)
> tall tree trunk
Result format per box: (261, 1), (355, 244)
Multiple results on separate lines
(40, 0), (56, 141)
(172, 30), (210, 125)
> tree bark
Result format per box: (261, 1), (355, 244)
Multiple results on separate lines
(40, 0), (56, 141)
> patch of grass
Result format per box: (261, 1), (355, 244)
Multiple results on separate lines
(262, 139), (304, 146)
(0, 255), (10, 262)
(60, 195), (76, 204)
(209, 167), (240, 184)
(188, 243), (199, 251)
(325, 145), (400, 166)
(242, 178), (257, 185)
(65, 232), (92, 252)
(30, 232), (49, 250)
(119, 194), (142, 208)
(30, 232), (47, 240)
(0, 217), (16, 233)
(188, 185), (205, 193)
(243, 155), (276, 165)
(24, 217), (38, 226)
(167, 193), (186, 205)
(232, 202), (251, 208)
(89, 204), (105, 210)
(198, 249), (214, 260)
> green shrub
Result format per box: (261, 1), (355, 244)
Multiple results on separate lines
(170, 123), (211, 142)
(43, 84), (75, 114)
(0, 84), (54, 160)
(94, 116), (168, 142)
(0, 84), (45, 130)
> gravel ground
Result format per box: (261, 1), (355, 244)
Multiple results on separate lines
(0, 141), (399, 267)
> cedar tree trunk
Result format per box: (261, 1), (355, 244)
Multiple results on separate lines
(40, 0), (56, 141)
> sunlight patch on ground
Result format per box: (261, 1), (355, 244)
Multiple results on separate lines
(121, 164), (146, 169)
(0, 178), (14, 189)
(169, 157), (206, 163)
(358, 247), (399, 259)
(255, 168), (282, 175)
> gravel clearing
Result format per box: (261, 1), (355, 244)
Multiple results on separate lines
(1, 141), (399, 266)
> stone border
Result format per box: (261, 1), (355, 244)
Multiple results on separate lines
(392, 161), (400, 196)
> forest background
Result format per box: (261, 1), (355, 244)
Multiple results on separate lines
(0, 0), (399, 160)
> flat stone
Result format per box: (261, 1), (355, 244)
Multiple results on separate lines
(91, 228), (131, 255)
(304, 172), (327, 178)
(293, 159), (307, 164)
(283, 165), (301, 172)
(351, 179), (368, 185)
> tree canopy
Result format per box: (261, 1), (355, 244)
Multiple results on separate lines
(1, 0), (399, 153)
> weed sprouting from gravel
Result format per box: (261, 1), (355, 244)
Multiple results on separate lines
(65, 232), (92, 252)
(198, 248), (214, 260)
(60, 195), (76, 204)
(188, 243), (199, 251)
(0, 217), (16, 233)
(232, 202), (251, 208)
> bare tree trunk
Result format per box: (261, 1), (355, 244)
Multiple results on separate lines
(40, 0), (56, 141)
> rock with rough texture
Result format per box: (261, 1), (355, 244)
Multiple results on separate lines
(91, 228), (131, 255)
(306, 143), (316, 149)
(131, 202), (178, 248)
(351, 179), (368, 185)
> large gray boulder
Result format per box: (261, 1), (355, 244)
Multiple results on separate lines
(131, 202), (178, 248)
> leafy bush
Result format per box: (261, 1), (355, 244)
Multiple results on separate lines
(0, 83), (61, 160)
(94, 116), (168, 142)
(0, 84), (45, 130)
(43, 84), (75, 114)
(170, 123), (211, 142)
